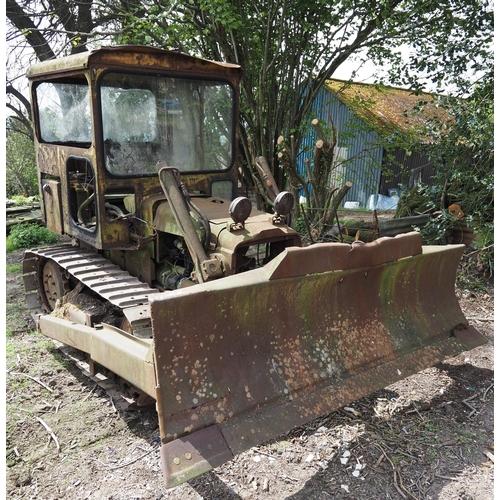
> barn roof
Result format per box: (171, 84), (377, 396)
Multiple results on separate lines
(324, 79), (452, 141)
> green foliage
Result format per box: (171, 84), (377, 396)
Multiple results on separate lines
(7, 0), (493, 274)
(293, 216), (308, 237)
(391, 67), (493, 281)
(6, 129), (38, 198)
(9, 195), (38, 206)
(6, 223), (59, 252)
(101, 0), (492, 196)
(416, 211), (457, 245)
(381, 3), (493, 96)
(395, 185), (437, 218)
(425, 75), (492, 261)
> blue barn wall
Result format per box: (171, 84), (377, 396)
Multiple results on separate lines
(298, 87), (384, 208)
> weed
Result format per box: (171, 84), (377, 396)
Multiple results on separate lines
(6, 341), (16, 360)
(6, 223), (59, 252)
(6, 264), (23, 274)
(50, 350), (71, 369)
(293, 216), (308, 237)
(34, 339), (54, 350)
(426, 422), (438, 432)
(270, 440), (294, 453)
(6, 304), (23, 318)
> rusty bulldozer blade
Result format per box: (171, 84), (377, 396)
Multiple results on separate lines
(150, 233), (485, 487)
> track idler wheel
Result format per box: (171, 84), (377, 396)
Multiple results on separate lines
(39, 259), (70, 312)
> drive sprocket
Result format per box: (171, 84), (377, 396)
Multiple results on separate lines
(39, 259), (71, 312)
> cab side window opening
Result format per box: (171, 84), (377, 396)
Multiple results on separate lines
(67, 157), (97, 231)
(36, 82), (91, 145)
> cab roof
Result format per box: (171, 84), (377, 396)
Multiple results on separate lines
(27, 45), (242, 79)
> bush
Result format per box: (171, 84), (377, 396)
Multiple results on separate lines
(6, 223), (59, 252)
(9, 195), (39, 206)
(293, 216), (308, 236)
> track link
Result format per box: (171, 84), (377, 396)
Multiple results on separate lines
(23, 244), (159, 311)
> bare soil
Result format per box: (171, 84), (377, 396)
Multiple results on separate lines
(6, 246), (494, 500)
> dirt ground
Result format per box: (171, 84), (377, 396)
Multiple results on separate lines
(5, 244), (494, 500)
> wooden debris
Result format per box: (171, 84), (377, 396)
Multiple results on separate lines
(262, 477), (269, 491)
(80, 384), (98, 405)
(10, 372), (54, 393)
(462, 393), (478, 417)
(36, 416), (60, 454)
(481, 383), (493, 401)
(482, 449), (494, 463)
(105, 444), (160, 470)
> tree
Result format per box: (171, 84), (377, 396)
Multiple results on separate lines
(423, 68), (493, 244)
(6, 121), (38, 197)
(6, 0), (120, 138)
(108, 0), (493, 205)
(7, 0), (493, 214)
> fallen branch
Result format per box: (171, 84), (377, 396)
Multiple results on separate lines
(373, 443), (418, 500)
(109, 395), (117, 413)
(462, 393), (478, 417)
(435, 474), (459, 481)
(10, 372), (53, 393)
(80, 384), (98, 405)
(36, 416), (60, 454)
(107, 444), (159, 470)
(482, 449), (494, 463)
(408, 403), (426, 422)
(481, 383), (493, 401)
(465, 243), (494, 257)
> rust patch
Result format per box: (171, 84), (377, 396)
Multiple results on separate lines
(150, 243), (485, 450)
(160, 425), (233, 488)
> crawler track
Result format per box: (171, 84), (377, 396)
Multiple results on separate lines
(23, 244), (159, 311)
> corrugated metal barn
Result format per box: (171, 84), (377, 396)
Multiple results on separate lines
(298, 80), (447, 208)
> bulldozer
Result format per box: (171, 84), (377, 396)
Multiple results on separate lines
(23, 46), (486, 488)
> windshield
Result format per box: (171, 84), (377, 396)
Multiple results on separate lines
(100, 72), (235, 176)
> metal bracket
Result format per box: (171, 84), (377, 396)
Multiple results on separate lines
(227, 221), (245, 232)
(160, 425), (234, 489)
(271, 214), (286, 225)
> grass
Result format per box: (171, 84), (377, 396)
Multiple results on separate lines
(49, 349), (72, 369)
(6, 264), (23, 274)
(6, 336), (32, 362)
(6, 302), (25, 319)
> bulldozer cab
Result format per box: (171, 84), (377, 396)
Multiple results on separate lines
(25, 46), (486, 489)
(28, 46), (241, 250)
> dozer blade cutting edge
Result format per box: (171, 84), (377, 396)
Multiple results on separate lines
(150, 232), (486, 487)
